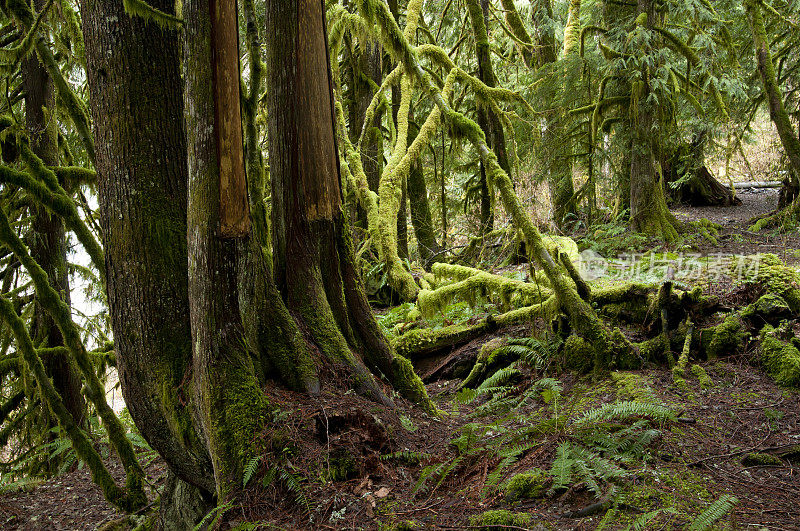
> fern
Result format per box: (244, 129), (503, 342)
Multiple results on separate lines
(477, 363), (521, 390)
(575, 400), (675, 426)
(243, 455), (261, 487)
(626, 507), (678, 530)
(279, 468), (311, 513)
(688, 494), (738, 530)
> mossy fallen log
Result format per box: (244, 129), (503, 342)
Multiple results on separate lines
(392, 318), (498, 359)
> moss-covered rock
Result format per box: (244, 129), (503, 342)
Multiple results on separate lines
(744, 293), (792, 324)
(690, 364), (713, 390)
(502, 468), (550, 500)
(759, 324), (800, 387)
(742, 254), (800, 313)
(562, 334), (594, 373)
(469, 509), (533, 530)
(706, 314), (747, 359)
(741, 452), (782, 467)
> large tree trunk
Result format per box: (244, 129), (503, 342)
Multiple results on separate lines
(81, 0), (215, 497)
(22, 0), (85, 456)
(628, 0), (680, 240)
(266, 0), (428, 410)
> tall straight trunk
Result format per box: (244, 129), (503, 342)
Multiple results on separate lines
(23, 0), (84, 445)
(467, 0), (513, 234)
(265, 0), (432, 412)
(745, 0), (800, 206)
(267, 0), (394, 386)
(183, 0), (273, 500)
(628, 0), (679, 240)
(531, 0), (578, 228)
(407, 122), (440, 264)
(81, 0), (214, 495)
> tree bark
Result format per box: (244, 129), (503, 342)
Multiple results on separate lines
(266, 0), (432, 411)
(23, 0), (85, 449)
(745, 0), (800, 208)
(628, 0), (680, 240)
(81, 0), (214, 494)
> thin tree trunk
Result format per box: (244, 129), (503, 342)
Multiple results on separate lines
(22, 0), (84, 450)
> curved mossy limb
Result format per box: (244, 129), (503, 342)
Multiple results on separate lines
(419, 264), (553, 318)
(0, 206), (146, 508)
(0, 295), (133, 511)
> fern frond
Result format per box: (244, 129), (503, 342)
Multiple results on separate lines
(688, 494), (738, 530)
(243, 455), (261, 487)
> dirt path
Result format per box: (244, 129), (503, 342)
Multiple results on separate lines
(672, 188), (800, 262)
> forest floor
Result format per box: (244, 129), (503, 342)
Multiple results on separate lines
(1, 188), (799, 530)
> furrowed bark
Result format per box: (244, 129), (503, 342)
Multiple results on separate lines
(81, 0), (214, 494)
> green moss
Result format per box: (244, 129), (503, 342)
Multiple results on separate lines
(741, 254), (800, 313)
(759, 325), (800, 387)
(611, 372), (658, 403)
(690, 364), (713, 390)
(562, 334), (594, 373)
(707, 315), (747, 359)
(741, 452), (782, 467)
(502, 468), (550, 500)
(468, 509), (533, 530)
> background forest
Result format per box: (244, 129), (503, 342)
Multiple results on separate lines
(0, 0), (798, 529)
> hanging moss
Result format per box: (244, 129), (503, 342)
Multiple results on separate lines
(0, 207), (144, 507)
(0, 295), (132, 511)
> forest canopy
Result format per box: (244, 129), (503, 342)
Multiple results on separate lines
(0, 0), (798, 529)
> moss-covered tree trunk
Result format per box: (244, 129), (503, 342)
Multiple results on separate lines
(499, 0), (535, 68)
(745, 0), (800, 207)
(467, 0), (513, 235)
(22, 0), (85, 450)
(531, 0), (578, 228)
(82, 0), (215, 497)
(628, 0), (680, 241)
(408, 156), (441, 264)
(266, 0), (431, 413)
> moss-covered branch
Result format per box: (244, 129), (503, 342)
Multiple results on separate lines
(0, 294), (133, 510)
(0, 206), (144, 508)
